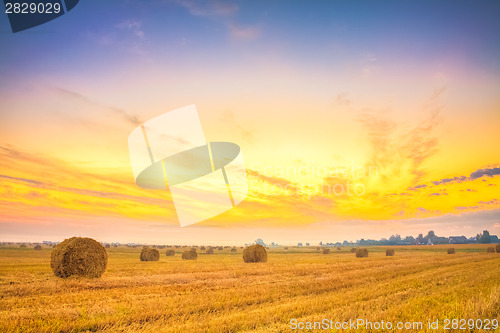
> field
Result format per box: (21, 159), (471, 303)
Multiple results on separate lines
(1, 244), (499, 332)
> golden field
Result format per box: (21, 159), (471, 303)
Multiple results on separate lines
(0, 244), (499, 332)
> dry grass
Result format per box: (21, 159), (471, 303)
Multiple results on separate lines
(0, 244), (499, 332)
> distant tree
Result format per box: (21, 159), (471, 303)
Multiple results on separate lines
(343, 240), (349, 246)
(404, 236), (416, 244)
(389, 234), (401, 245)
(255, 238), (266, 246)
(427, 230), (436, 239)
(477, 230), (491, 244)
(417, 234), (424, 244)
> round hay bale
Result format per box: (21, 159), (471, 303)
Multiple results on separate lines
(231, 248), (237, 253)
(140, 247), (159, 261)
(182, 250), (197, 260)
(284, 247), (288, 250)
(356, 248), (368, 258)
(165, 249), (175, 256)
(34, 245), (42, 251)
(218, 247), (223, 251)
(447, 248), (455, 254)
(206, 247), (214, 254)
(496, 244), (500, 253)
(486, 247), (495, 253)
(337, 247), (341, 251)
(200, 246), (206, 251)
(386, 249), (395, 256)
(20, 244), (27, 248)
(51, 237), (108, 278)
(350, 248), (357, 253)
(316, 247), (321, 251)
(243, 244), (267, 263)
(322, 248), (330, 254)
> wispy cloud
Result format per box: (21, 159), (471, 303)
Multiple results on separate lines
(173, 0), (238, 17)
(220, 111), (254, 143)
(227, 23), (260, 41)
(115, 19), (145, 40)
(50, 87), (142, 126)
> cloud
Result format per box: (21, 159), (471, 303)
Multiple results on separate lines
(479, 199), (499, 205)
(115, 20), (145, 39)
(432, 176), (467, 185)
(470, 167), (500, 180)
(173, 0), (238, 17)
(50, 87), (142, 126)
(335, 92), (351, 106)
(246, 169), (293, 188)
(400, 87), (444, 182)
(220, 111), (254, 142)
(410, 166), (500, 191)
(227, 23), (260, 41)
(0, 174), (44, 186)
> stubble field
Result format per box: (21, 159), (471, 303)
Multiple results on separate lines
(0, 244), (499, 332)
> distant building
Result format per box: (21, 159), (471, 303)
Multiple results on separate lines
(449, 236), (468, 244)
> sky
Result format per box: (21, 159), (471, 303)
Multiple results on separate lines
(0, 0), (499, 245)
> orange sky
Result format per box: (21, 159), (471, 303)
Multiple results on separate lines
(1, 1), (500, 244)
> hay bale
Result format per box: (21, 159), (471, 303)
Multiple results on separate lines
(284, 247), (288, 250)
(200, 246), (206, 251)
(337, 247), (341, 251)
(316, 247), (321, 251)
(51, 237), (108, 278)
(496, 244), (500, 253)
(243, 244), (267, 263)
(218, 247), (223, 251)
(231, 248), (237, 253)
(182, 250), (197, 260)
(386, 249), (395, 256)
(322, 248), (330, 254)
(140, 247), (159, 261)
(206, 247), (214, 254)
(105, 244), (110, 248)
(447, 248), (455, 254)
(20, 244), (27, 248)
(165, 249), (175, 256)
(34, 245), (42, 251)
(486, 247), (495, 253)
(356, 248), (368, 258)
(350, 248), (357, 253)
